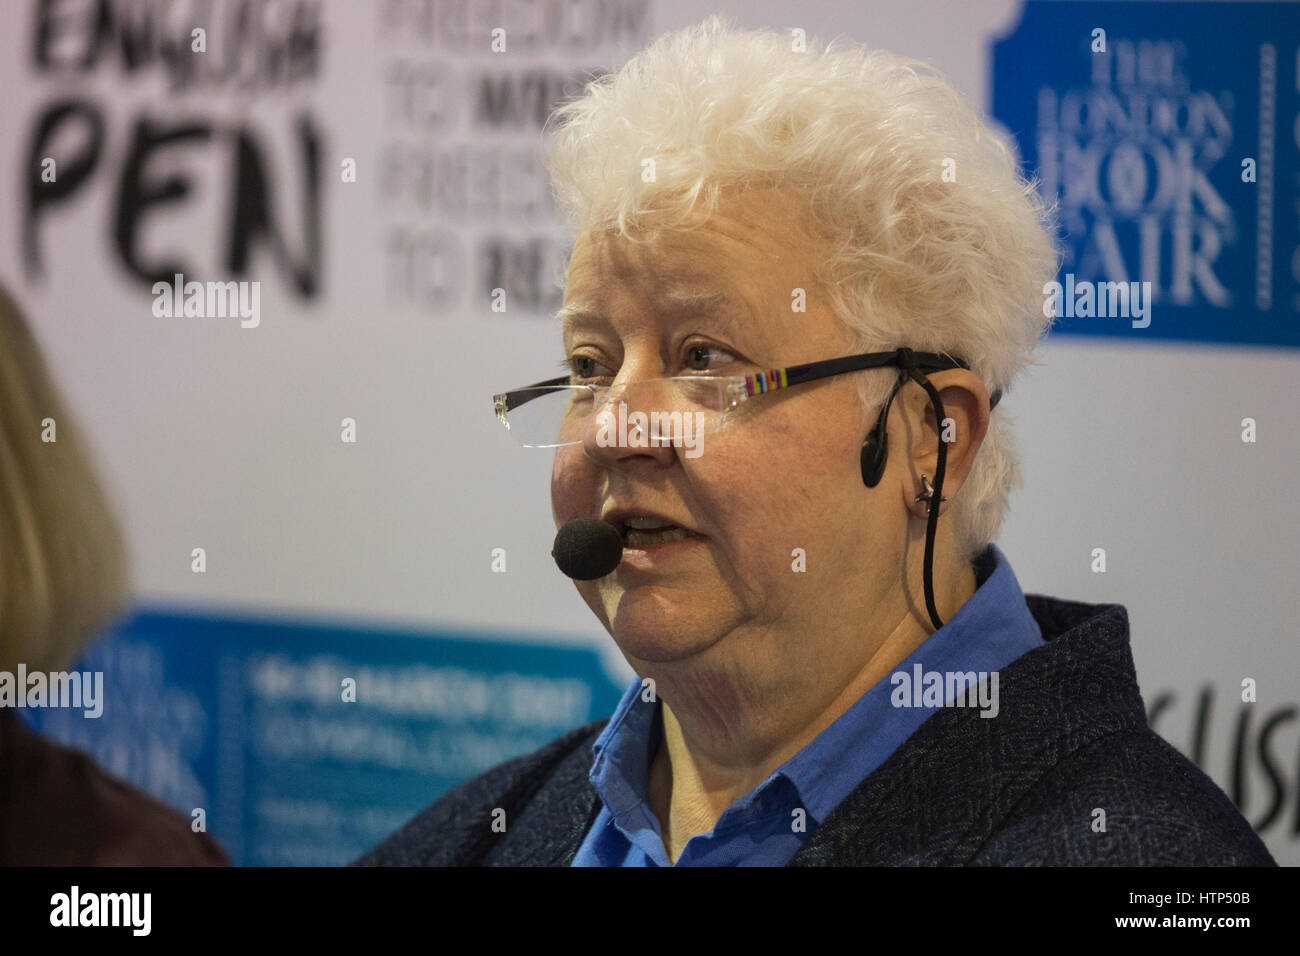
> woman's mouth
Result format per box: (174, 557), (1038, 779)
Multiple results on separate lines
(623, 525), (700, 547)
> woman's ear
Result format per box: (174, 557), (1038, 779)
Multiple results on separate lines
(902, 371), (990, 514)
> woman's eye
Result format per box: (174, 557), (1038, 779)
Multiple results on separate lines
(684, 344), (735, 372)
(567, 355), (612, 380)
(563, 344), (734, 379)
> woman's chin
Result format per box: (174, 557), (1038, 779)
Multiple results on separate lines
(607, 590), (726, 663)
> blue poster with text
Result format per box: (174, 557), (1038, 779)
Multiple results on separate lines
(19, 610), (624, 866)
(993, 1), (1300, 346)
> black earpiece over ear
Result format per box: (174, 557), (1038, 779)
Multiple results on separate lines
(860, 375), (904, 487)
(860, 425), (888, 487)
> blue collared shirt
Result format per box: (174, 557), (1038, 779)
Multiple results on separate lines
(570, 542), (1043, 866)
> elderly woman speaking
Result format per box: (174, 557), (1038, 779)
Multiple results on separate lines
(359, 18), (1272, 867)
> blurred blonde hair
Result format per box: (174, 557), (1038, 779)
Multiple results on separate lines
(0, 283), (130, 673)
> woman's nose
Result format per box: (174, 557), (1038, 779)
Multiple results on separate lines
(579, 370), (679, 467)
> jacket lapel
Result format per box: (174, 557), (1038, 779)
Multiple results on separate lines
(485, 722), (605, 866)
(789, 600), (1143, 865)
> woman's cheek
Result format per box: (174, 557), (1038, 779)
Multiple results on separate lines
(550, 448), (590, 523)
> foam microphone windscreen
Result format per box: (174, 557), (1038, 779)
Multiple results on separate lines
(552, 518), (624, 580)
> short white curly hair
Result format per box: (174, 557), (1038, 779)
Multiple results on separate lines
(545, 15), (1059, 562)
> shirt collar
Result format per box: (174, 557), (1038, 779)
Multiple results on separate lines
(587, 542), (1042, 833)
(777, 541), (1041, 818)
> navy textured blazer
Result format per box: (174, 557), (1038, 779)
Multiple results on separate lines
(354, 594), (1276, 866)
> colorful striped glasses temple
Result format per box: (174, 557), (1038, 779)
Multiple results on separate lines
(743, 368), (789, 396)
(743, 361), (1002, 408)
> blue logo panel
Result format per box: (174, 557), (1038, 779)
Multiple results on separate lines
(993, 1), (1300, 345)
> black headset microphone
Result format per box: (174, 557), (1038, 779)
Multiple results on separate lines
(551, 348), (1000, 632)
(552, 518), (624, 580)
